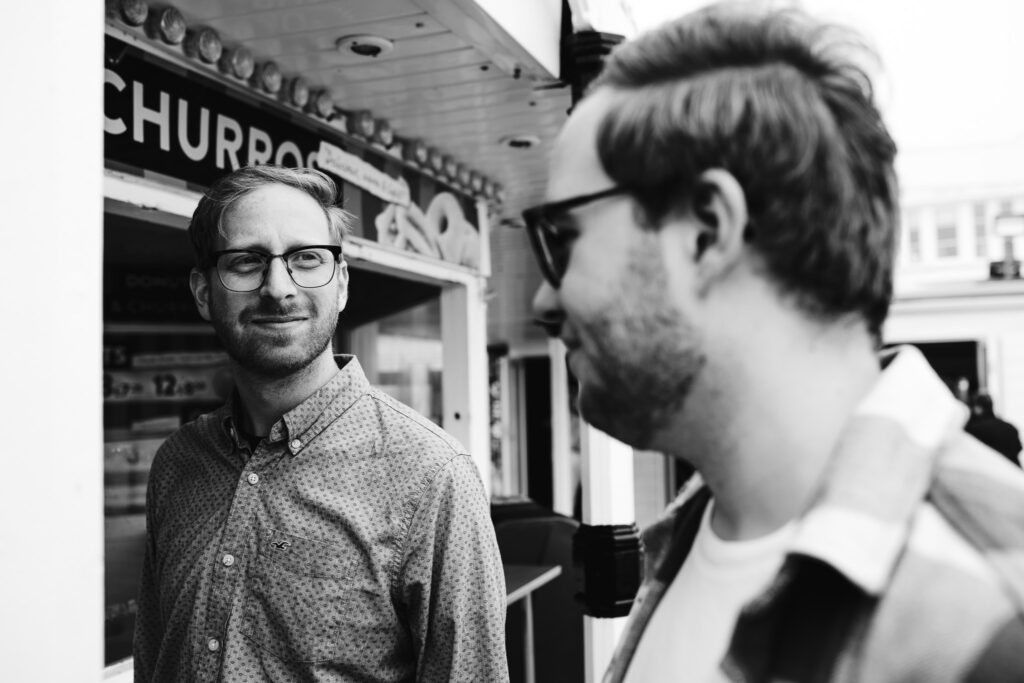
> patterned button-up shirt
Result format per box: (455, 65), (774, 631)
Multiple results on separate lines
(134, 356), (509, 683)
(605, 346), (1024, 682)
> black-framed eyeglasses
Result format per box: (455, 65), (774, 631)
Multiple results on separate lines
(209, 245), (343, 292)
(521, 186), (628, 287)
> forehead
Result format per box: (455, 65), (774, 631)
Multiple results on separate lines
(219, 183), (330, 247)
(547, 88), (618, 202)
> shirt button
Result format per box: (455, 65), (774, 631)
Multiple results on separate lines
(247, 473), (259, 485)
(289, 439), (302, 451)
(222, 554), (235, 567)
(207, 638), (220, 652)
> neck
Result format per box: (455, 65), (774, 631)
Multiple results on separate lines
(662, 313), (880, 541)
(232, 350), (339, 436)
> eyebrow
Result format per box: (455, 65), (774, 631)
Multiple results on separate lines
(217, 243), (328, 252)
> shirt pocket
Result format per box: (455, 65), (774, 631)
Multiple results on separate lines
(240, 528), (356, 663)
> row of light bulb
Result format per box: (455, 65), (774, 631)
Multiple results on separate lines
(105, 0), (507, 205)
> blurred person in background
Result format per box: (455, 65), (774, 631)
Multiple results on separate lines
(528, 4), (1024, 682)
(966, 392), (1022, 466)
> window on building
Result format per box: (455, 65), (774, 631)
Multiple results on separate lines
(935, 207), (958, 258)
(974, 203), (988, 258)
(905, 211), (922, 262)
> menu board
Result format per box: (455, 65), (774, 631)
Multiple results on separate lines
(103, 335), (232, 516)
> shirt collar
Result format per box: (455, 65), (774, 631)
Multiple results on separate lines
(221, 355), (370, 456)
(789, 344), (970, 595)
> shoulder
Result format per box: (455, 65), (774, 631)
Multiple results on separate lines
(968, 416), (1019, 436)
(149, 409), (227, 484)
(360, 387), (466, 463)
(878, 435), (1024, 664)
(861, 485), (1024, 681)
(348, 388), (487, 509)
(156, 408), (225, 454)
(933, 432), (1024, 536)
(932, 434), (1024, 578)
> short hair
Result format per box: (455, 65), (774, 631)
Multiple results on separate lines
(973, 393), (995, 417)
(590, 3), (899, 337)
(188, 165), (353, 268)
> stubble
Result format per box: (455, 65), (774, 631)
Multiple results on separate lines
(575, 235), (705, 449)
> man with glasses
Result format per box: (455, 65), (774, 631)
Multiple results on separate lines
(528, 5), (1024, 682)
(134, 165), (508, 682)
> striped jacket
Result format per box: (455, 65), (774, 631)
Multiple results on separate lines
(604, 347), (1024, 682)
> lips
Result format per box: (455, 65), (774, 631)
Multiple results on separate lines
(246, 307), (308, 325)
(252, 316), (305, 324)
(246, 312), (309, 331)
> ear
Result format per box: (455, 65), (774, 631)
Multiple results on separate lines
(335, 260), (350, 312)
(189, 268), (213, 322)
(689, 169), (749, 293)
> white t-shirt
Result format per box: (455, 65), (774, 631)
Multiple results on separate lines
(623, 503), (796, 683)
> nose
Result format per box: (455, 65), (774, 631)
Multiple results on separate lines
(260, 256), (298, 300)
(532, 281), (564, 338)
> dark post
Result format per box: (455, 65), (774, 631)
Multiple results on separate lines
(559, 6), (640, 619)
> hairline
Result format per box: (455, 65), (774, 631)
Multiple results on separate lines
(190, 165), (352, 269)
(212, 180), (344, 249)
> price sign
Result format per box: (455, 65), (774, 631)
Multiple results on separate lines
(103, 368), (225, 402)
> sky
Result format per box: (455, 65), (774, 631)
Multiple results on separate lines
(621, 0), (1024, 196)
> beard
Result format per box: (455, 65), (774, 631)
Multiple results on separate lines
(209, 299), (338, 380)
(572, 237), (705, 450)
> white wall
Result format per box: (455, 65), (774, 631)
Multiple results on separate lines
(0, 1), (104, 679)
(474, 0), (563, 76)
(632, 450), (669, 531)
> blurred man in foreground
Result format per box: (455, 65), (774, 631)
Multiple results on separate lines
(528, 4), (1024, 681)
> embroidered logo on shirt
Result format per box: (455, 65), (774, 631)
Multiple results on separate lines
(272, 540), (292, 551)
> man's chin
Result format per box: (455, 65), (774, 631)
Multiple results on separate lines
(228, 343), (321, 380)
(577, 389), (654, 451)
(248, 324), (306, 345)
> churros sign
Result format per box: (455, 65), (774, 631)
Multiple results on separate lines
(317, 142), (410, 206)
